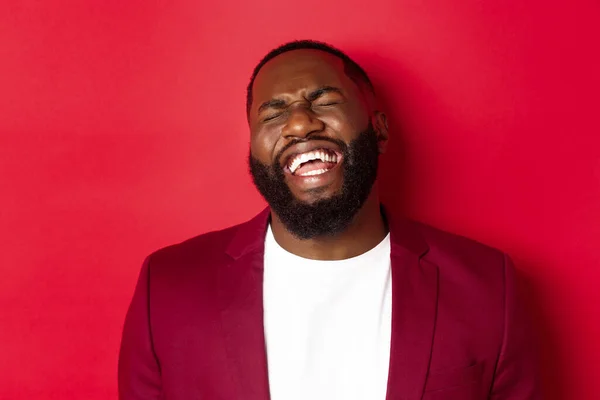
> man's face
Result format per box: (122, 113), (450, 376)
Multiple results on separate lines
(248, 49), (385, 239)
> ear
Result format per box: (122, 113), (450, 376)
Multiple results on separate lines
(372, 111), (389, 154)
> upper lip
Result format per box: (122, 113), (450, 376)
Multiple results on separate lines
(279, 140), (343, 169)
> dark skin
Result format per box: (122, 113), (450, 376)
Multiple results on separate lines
(249, 49), (390, 260)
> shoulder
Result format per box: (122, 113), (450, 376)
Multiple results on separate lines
(144, 210), (263, 281)
(149, 223), (239, 266)
(412, 220), (505, 266)
(407, 219), (509, 293)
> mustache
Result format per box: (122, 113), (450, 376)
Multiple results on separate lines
(274, 135), (348, 166)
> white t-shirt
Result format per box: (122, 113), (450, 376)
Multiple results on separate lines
(263, 225), (392, 400)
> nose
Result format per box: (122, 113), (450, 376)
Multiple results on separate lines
(281, 104), (325, 140)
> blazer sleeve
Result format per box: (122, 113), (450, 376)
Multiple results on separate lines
(490, 254), (542, 399)
(118, 257), (163, 399)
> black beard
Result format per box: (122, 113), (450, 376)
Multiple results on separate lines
(248, 123), (379, 240)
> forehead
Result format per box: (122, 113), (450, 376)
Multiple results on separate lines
(252, 49), (355, 101)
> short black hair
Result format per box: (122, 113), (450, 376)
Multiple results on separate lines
(246, 40), (374, 116)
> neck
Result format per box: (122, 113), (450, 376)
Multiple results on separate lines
(269, 189), (388, 260)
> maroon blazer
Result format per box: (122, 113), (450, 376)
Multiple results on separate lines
(118, 208), (540, 399)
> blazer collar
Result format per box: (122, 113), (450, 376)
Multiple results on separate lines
(225, 207), (270, 260)
(225, 206), (430, 260)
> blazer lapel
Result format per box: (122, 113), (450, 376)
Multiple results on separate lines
(219, 208), (271, 400)
(386, 215), (439, 400)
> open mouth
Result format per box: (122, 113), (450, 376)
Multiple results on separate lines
(285, 148), (342, 177)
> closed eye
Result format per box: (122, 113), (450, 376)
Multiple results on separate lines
(263, 113), (283, 122)
(315, 102), (339, 107)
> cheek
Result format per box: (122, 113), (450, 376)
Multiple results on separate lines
(323, 109), (367, 141)
(329, 99), (369, 128)
(250, 129), (280, 163)
(346, 102), (370, 132)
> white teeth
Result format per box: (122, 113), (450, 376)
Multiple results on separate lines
(288, 149), (338, 174)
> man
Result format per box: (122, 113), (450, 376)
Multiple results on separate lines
(119, 40), (541, 399)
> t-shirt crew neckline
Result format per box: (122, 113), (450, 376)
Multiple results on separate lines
(264, 224), (391, 266)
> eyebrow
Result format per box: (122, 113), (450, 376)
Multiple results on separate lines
(306, 86), (343, 102)
(257, 86), (344, 114)
(257, 99), (287, 114)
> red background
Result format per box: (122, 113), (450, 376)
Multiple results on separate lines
(1, 1), (599, 399)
